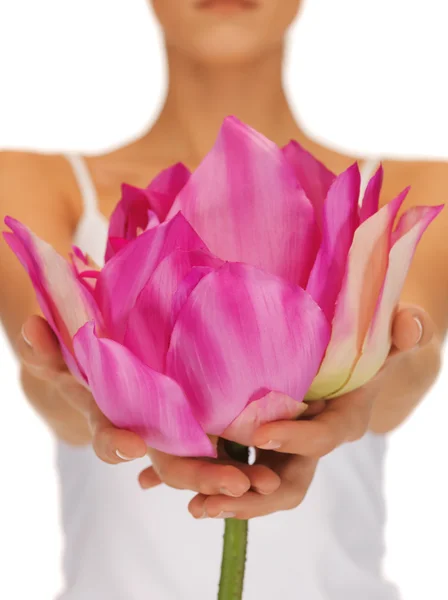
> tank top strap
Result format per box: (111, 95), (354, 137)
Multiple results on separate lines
(64, 154), (99, 217)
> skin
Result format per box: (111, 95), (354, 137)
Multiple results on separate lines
(0, 0), (447, 521)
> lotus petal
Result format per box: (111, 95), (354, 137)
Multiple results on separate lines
(124, 249), (223, 372)
(74, 322), (215, 457)
(306, 190), (408, 399)
(282, 140), (336, 232)
(306, 164), (361, 321)
(333, 204), (443, 396)
(96, 213), (207, 342)
(166, 262), (330, 440)
(222, 391), (305, 447)
(105, 163), (190, 261)
(359, 165), (383, 223)
(167, 117), (319, 286)
(4, 217), (101, 379)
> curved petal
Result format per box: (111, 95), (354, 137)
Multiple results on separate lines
(166, 262), (330, 440)
(3, 217), (102, 379)
(70, 246), (99, 294)
(105, 163), (190, 262)
(147, 162), (191, 221)
(73, 322), (215, 457)
(332, 203), (443, 397)
(306, 190), (408, 399)
(105, 184), (151, 262)
(282, 140), (336, 232)
(96, 213), (208, 342)
(167, 117), (319, 286)
(359, 165), (383, 223)
(306, 164), (361, 321)
(222, 391), (305, 447)
(124, 249), (223, 372)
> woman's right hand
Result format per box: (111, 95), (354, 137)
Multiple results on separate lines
(18, 315), (280, 501)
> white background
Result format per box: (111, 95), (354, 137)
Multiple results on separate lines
(0, 1), (447, 599)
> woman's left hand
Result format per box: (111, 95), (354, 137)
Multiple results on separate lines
(188, 304), (434, 520)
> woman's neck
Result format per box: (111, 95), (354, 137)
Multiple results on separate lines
(150, 45), (299, 166)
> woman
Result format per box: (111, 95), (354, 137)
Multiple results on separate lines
(0, 1), (446, 598)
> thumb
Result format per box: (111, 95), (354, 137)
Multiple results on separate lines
(18, 315), (67, 377)
(391, 304), (434, 353)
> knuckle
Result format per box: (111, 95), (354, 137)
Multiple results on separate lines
(154, 465), (171, 485)
(282, 489), (304, 511)
(198, 480), (217, 495)
(346, 415), (369, 443)
(309, 429), (337, 457)
(347, 425), (366, 443)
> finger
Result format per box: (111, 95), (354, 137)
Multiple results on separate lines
(19, 318), (148, 466)
(253, 386), (375, 457)
(138, 466), (163, 489)
(18, 315), (66, 377)
(391, 305), (433, 353)
(92, 421), (148, 465)
(302, 400), (326, 419)
(234, 463), (281, 495)
(147, 449), (252, 496)
(56, 369), (148, 465)
(189, 456), (316, 520)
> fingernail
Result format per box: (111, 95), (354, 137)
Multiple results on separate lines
(116, 449), (135, 461)
(220, 487), (243, 498)
(198, 510), (208, 519)
(253, 486), (273, 496)
(257, 440), (281, 450)
(413, 317), (423, 345)
(21, 325), (32, 347)
(214, 511), (236, 519)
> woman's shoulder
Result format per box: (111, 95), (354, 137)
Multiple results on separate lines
(0, 150), (83, 231)
(0, 149), (81, 193)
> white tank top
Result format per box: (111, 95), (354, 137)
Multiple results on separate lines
(56, 154), (401, 600)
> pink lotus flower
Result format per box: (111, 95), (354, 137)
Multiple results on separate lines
(4, 117), (442, 457)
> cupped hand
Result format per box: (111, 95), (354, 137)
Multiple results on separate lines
(18, 315), (281, 498)
(188, 304), (435, 520)
(18, 315), (147, 463)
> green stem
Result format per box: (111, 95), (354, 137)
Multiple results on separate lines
(218, 441), (249, 600)
(218, 519), (248, 600)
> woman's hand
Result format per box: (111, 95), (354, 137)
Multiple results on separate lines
(188, 304), (436, 519)
(18, 315), (148, 461)
(18, 315), (281, 498)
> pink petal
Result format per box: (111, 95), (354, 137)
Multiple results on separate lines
(106, 183), (150, 262)
(166, 262), (330, 441)
(222, 391), (305, 447)
(359, 165), (384, 223)
(96, 213), (208, 343)
(306, 190), (408, 399)
(73, 322), (215, 457)
(334, 204), (443, 396)
(70, 246), (99, 294)
(105, 163), (190, 262)
(3, 218), (102, 379)
(167, 117), (319, 286)
(106, 237), (129, 258)
(306, 164), (361, 321)
(124, 249), (223, 372)
(282, 140), (336, 232)
(146, 210), (161, 230)
(147, 163), (191, 221)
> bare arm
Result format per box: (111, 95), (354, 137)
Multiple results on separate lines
(0, 152), (92, 444)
